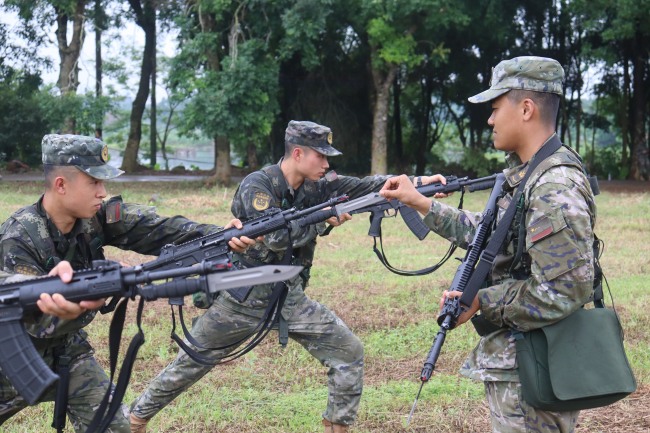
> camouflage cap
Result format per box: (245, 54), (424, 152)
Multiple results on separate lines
(468, 56), (564, 104)
(285, 120), (342, 156)
(42, 134), (124, 180)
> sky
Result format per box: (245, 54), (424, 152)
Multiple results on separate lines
(0, 7), (177, 97)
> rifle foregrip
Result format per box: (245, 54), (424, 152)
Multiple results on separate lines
(0, 310), (58, 405)
(400, 207), (430, 240)
(467, 178), (497, 192)
(296, 208), (335, 228)
(138, 278), (204, 301)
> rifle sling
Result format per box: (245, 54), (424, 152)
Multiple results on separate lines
(169, 234), (294, 365)
(86, 297), (146, 433)
(458, 135), (563, 311)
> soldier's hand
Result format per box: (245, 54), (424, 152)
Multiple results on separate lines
(439, 290), (479, 327)
(379, 175), (432, 214)
(225, 218), (258, 253)
(326, 212), (352, 227)
(413, 175), (451, 199)
(36, 261), (105, 319)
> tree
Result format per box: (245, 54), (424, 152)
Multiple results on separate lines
(578, 0), (650, 180)
(168, 0), (282, 184)
(6, 0), (89, 133)
(120, 0), (157, 172)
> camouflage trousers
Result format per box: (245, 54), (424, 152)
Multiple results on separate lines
(484, 380), (579, 433)
(130, 290), (364, 426)
(0, 332), (130, 432)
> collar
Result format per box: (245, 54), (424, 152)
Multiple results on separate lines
(502, 133), (557, 188)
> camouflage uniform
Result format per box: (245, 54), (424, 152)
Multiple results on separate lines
(423, 58), (597, 433)
(131, 121), (394, 427)
(0, 134), (220, 432)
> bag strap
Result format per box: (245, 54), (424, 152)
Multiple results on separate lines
(458, 135), (563, 310)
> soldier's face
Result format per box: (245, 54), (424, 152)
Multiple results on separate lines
(298, 147), (329, 181)
(488, 94), (524, 155)
(62, 170), (107, 219)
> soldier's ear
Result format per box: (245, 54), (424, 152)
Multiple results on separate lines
(53, 175), (67, 194)
(292, 146), (303, 162)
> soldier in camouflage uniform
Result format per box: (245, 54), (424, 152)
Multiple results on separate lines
(130, 120), (422, 433)
(0, 134), (254, 432)
(380, 57), (597, 433)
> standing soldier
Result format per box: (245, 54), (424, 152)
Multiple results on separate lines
(380, 56), (597, 433)
(0, 134), (254, 432)
(130, 121), (432, 432)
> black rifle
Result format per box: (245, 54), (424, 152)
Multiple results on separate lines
(139, 194), (349, 302)
(0, 259), (301, 405)
(406, 173), (505, 423)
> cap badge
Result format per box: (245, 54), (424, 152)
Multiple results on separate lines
(327, 132), (333, 144)
(101, 145), (109, 162)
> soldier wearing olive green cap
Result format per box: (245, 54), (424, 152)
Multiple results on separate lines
(379, 56), (596, 432)
(0, 134), (255, 432)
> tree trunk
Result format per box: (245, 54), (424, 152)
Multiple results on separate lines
(54, 0), (87, 133)
(392, 74), (405, 172)
(247, 143), (258, 171)
(198, 6), (231, 184)
(206, 135), (231, 185)
(121, 0), (156, 172)
(629, 34), (649, 180)
(621, 57), (630, 169)
(370, 47), (397, 175)
(150, 19), (157, 169)
(94, 0), (102, 138)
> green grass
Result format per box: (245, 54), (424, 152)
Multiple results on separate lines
(0, 180), (648, 432)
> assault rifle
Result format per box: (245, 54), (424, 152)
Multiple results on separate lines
(298, 174), (498, 240)
(407, 173), (506, 423)
(0, 259), (301, 405)
(138, 194), (349, 302)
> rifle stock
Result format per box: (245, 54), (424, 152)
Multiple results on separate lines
(0, 260), (301, 404)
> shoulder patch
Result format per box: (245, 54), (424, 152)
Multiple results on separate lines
(106, 200), (123, 224)
(252, 192), (272, 211)
(14, 264), (41, 276)
(528, 216), (554, 243)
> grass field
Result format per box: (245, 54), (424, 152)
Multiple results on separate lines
(1, 180), (648, 433)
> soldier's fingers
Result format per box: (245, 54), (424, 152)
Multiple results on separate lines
(240, 236), (257, 246)
(79, 299), (106, 310)
(430, 174), (447, 185)
(48, 261), (73, 283)
(228, 237), (249, 253)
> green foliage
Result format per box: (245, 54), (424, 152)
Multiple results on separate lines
(367, 17), (422, 69)
(38, 87), (117, 136)
(0, 69), (49, 165)
(179, 40), (279, 155)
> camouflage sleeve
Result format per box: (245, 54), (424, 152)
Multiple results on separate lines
(0, 235), (96, 337)
(101, 196), (222, 255)
(331, 174), (395, 199)
(232, 172), (319, 252)
(422, 201), (482, 250)
(477, 167), (595, 332)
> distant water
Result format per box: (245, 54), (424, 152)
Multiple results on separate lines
(107, 148), (214, 171)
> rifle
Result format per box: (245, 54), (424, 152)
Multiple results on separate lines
(0, 259), (301, 405)
(298, 174), (498, 240)
(406, 173), (506, 423)
(139, 194), (349, 302)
